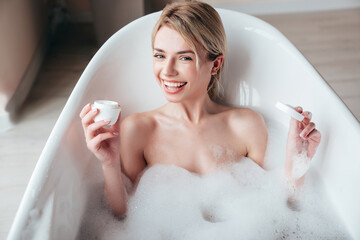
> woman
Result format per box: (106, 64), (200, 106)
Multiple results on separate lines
(79, 1), (321, 217)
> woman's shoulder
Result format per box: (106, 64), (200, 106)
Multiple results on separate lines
(120, 111), (160, 146)
(223, 106), (265, 126)
(121, 111), (157, 132)
(222, 106), (267, 136)
(226, 107), (268, 165)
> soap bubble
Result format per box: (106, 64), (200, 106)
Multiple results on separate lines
(79, 157), (351, 240)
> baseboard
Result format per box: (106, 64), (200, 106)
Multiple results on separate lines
(0, 111), (13, 132)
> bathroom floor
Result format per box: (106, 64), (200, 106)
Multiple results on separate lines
(0, 8), (359, 239)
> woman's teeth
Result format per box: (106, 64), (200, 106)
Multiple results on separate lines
(164, 81), (187, 88)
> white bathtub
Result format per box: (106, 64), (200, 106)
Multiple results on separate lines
(8, 9), (360, 240)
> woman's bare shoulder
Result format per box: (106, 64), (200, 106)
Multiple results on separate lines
(120, 112), (158, 182)
(120, 111), (157, 136)
(226, 107), (268, 166)
(224, 107), (267, 140)
(224, 107), (265, 126)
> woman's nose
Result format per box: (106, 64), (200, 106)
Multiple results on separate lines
(163, 58), (177, 76)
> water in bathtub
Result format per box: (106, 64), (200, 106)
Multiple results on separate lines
(78, 122), (352, 240)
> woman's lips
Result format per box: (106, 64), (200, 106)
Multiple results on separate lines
(162, 80), (187, 94)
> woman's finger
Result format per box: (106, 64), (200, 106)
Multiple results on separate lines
(306, 129), (321, 158)
(87, 120), (111, 139)
(300, 122), (316, 140)
(307, 128), (321, 143)
(79, 103), (91, 118)
(81, 107), (99, 131)
(301, 111), (312, 125)
(289, 106), (303, 129)
(294, 106), (303, 114)
(87, 131), (119, 151)
(109, 112), (122, 131)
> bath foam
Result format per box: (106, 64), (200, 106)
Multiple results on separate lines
(79, 158), (351, 240)
(292, 151), (311, 180)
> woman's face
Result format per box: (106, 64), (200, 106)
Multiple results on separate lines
(153, 26), (215, 103)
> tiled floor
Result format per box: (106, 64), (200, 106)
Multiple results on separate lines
(0, 8), (359, 239)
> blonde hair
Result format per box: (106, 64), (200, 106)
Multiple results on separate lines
(151, 0), (226, 100)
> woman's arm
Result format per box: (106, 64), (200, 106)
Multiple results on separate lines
(100, 113), (149, 216)
(285, 106), (321, 187)
(102, 163), (127, 216)
(80, 104), (127, 217)
(231, 108), (268, 168)
(119, 114), (148, 183)
(245, 111), (268, 168)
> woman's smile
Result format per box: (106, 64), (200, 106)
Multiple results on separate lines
(162, 80), (188, 94)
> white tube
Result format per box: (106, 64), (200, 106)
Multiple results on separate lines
(275, 101), (304, 121)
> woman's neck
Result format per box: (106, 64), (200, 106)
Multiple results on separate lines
(165, 94), (218, 124)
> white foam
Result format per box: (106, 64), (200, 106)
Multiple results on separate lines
(79, 157), (351, 240)
(292, 151), (311, 180)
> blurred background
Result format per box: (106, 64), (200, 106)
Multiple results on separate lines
(0, 0), (359, 238)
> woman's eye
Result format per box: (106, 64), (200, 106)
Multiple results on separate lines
(180, 56), (192, 61)
(154, 54), (165, 59)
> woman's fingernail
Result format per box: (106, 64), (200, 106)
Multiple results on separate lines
(92, 107), (97, 113)
(308, 112), (312, 118)
(113, 131), (119, 136)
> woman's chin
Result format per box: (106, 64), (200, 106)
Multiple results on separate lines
(161, 86), (185, 102)
(164, 95), (183, 103)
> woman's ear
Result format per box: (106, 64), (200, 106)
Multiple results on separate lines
(211, 55), (224, 75)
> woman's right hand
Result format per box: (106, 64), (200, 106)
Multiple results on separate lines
(79, 103), (121, 167)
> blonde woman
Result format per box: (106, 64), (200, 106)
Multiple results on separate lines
(79, 1), (321, 217)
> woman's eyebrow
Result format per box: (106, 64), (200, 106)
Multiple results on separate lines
(154, 48), (194, 54)
(177, 50), (195, 54)
(154, 48), (164, 52)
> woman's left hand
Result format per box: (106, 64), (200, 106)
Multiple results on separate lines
(285, 106), (321, 189)
(286, 106), (321, 159)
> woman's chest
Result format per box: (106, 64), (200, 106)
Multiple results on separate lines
(144, 124), (247, 174)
